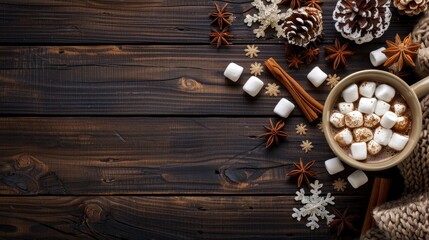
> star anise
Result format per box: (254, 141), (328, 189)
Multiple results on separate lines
(287, 158), (317, 187)
(302, 46), (320, 64)
(210, 28), (232, 48)
(259, 118), (288, 149)
(280, 0), (304, 9)
(305, 0), (323, 11)
(287, 53), (304, 69)
(329, 207), (359, 239)
(324, 39), (353, 70)
(210, 3), (233, 30)
(383, 34), (420, 71)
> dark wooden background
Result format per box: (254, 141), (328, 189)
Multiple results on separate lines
(0, 0), (420, 239)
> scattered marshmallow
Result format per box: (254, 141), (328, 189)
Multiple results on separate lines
(348, 170), (368, 189)
(334, 128), (353, 147)
(393, 102), (407, 116)
(388, 133), (409, 151)
(358, 97), (377, 114)
(369, 47), (388, 67)
(393, 116), (410, 132)
(359, 81), (377, 98)
(373, 126), (393, 146)
(344, 111), (364, 128)
(363, 114), (381, 128)
(375, 84), (395, 102)
(374, 100), (391, 116)
(338, 102), (354, 114)
(243, 76), (264, 97)
(353, 127), (373, 142)
(342, 84), (359, 103)
(274, 98), (295, 118)
(351, 142), (367, 160)
(367, 140), (382, 155)
(325, 157), (345, 175)
(307, 66), (328, 87)
(380, 111), (398, 129)
(224, 62), (244, 82)
(330, 112), (345, 128)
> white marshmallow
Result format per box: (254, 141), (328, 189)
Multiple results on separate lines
(243, 76), (264, 97)
(334, 128), (353, 147)
(393, 102), (407, 116)
(224, 62), (244, 82)
(325, 157), (345, 175)
(347, 170), (368, 189)
(330, 112), (345, 128)
(351, 142), (367, 160)
(369, 47), (388, 67)
(359, 81), (377, 98)
(374, 100), (391, 116)
(373, 126), (393, 146)
(393, 116), (410, 132)
(342, 84), (359, 103)
(367, 140), (382, 155)
(388, 133), (409, 151)
(344, 111), (364, 128)
(307, 66), (327, 87)
(274, 98), (295, 118)
(358, 97), (377, 114)
(363, 114), (381, 128)
(375, 84), (395, 102)
(338, 102), (354, 114)
(353, 127), (373, 142)
(380, 111), (398, 129)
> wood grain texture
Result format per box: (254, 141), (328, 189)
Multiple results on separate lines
(0, 0), (418, 44)
(0, 196), (367, 239)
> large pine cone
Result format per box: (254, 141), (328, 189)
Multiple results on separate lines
(284, 7), (323, 47)
(394, 0), (429, 16)
(333, 0), (392, 44)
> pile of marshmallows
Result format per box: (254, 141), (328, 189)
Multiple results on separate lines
(330, 81), (410, 161)
(325, 157), (368, 189)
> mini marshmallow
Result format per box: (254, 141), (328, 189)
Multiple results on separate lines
(380, 111), (398, 129)
(393, 102), (407, 116)
(358, 97), (377, 114)
(373, 126), (393, 146)
(351, 142), (367, 160)
(375, 84), (395, 102)
(338, 102), (354, 114)
(388, 133), (409, 151)
(325, 157), (345, 175)
(348, 170), (368, 189)
(359, 81), (377, 98)
(274, 98), (295, 118)
(363, 114), (381, 128)
(367, 140), (382, 155)
(369, 47), (388, 67)
(393, 116), (410, 132)
(334, 128), (353, 147)
(374, 100), (391, 116)
(342, 84), (359, 103)
(353, 127), (373, 142)
(243, 76), (264, 97)
(330, 112), (345, 128)
(224, 62), (244, 82)
(307, 66), (327, 87)
(344, 111), (364, 128)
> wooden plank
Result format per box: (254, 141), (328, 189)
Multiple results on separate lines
(0, 117), (376, 195)
(0, 195), (367, 239)
(0, 0), (417, 44)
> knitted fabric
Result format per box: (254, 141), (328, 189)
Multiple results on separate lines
(412, 12), (429, 78)
(362, 95), (429, 240)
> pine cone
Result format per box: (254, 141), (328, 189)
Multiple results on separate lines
(284, 7), (323, 47)
(394, 0), (429, 16)
(333, 0), (392, 44)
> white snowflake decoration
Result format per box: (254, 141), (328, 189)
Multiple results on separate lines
(292, 180), (335, 230)
(244, 0), (292, 38)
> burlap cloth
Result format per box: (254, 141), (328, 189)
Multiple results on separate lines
(361, 95), (429, 240)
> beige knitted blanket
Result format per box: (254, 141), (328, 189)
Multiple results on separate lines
(362, 95), (429, 240)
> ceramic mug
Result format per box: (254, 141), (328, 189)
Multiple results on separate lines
(322, 70), (429, 171)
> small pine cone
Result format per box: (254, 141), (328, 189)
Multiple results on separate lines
(333, 0), (392, 44)
(284, 7), (323, 47)
(394, 0), (429, 16)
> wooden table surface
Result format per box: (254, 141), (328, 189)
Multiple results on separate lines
(0, 1), (420, 239)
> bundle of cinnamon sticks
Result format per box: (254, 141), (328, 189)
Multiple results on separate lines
(265, 57), (324, 122)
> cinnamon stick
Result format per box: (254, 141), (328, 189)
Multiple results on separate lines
(264, 57), (323, 122)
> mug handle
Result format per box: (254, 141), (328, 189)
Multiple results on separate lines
(411, 75), (429, 99)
